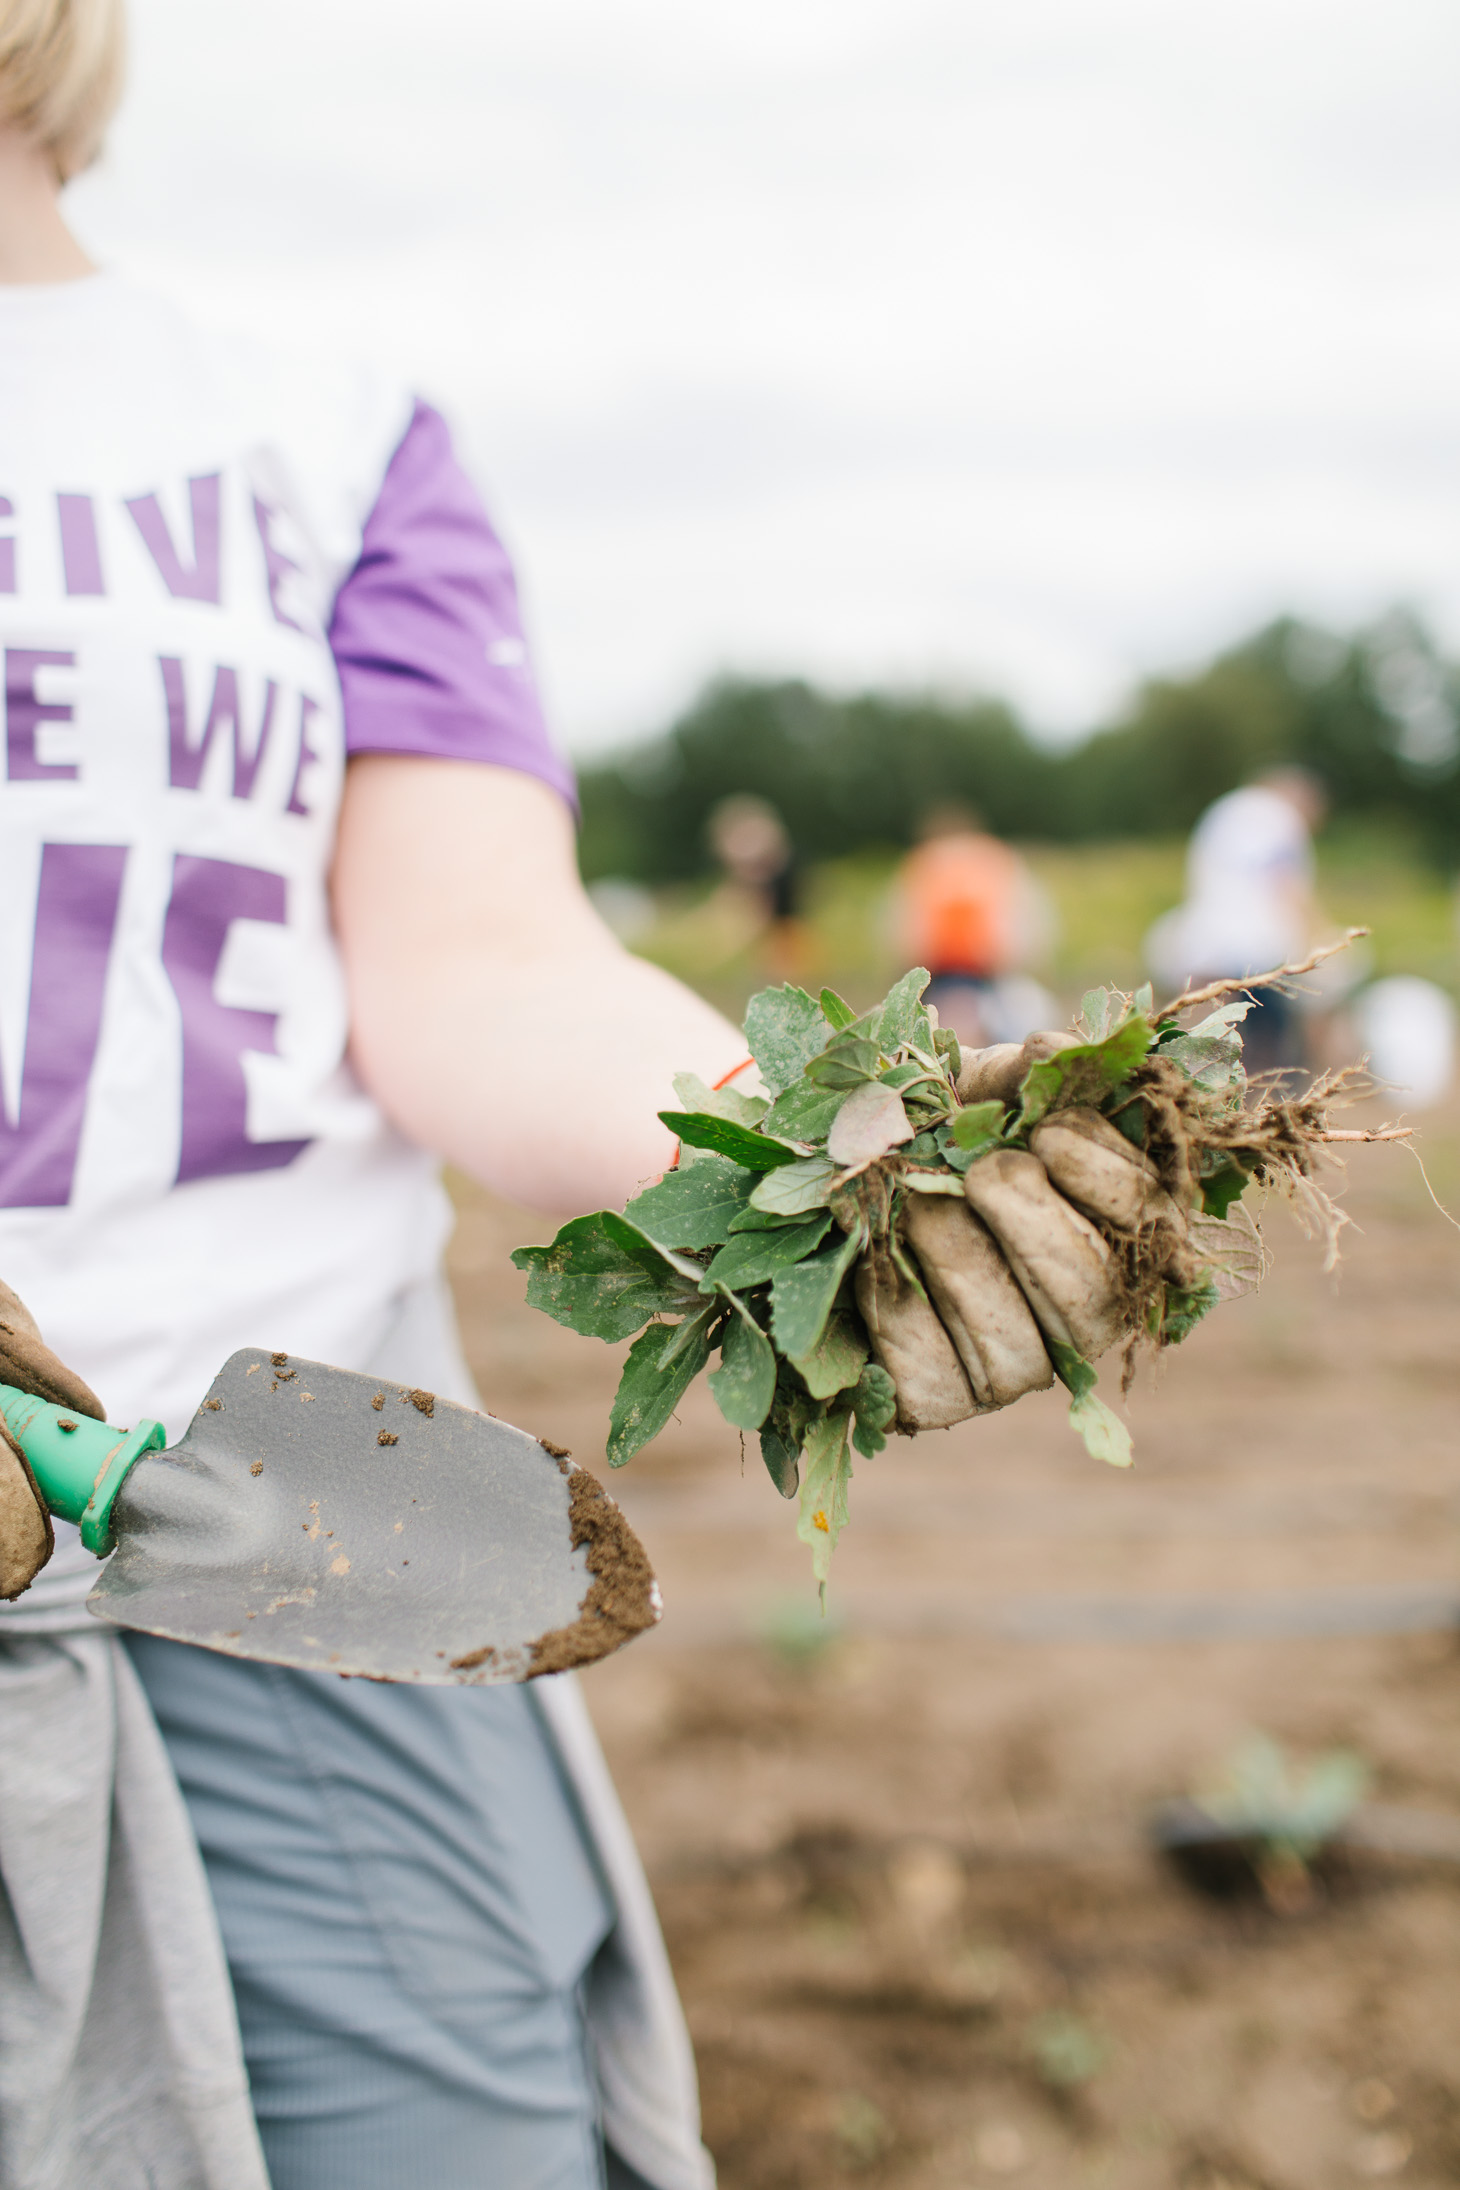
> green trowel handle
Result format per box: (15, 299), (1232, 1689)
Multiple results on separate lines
(0, 1384), (166, 1557)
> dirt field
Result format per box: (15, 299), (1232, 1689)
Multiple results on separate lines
(447, 1107), (1460, 2190)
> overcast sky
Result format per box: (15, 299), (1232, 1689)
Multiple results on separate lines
(68, 0), (1460, 755)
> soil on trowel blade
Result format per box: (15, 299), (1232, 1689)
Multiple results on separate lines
(529, 1459), (660, 1676)
(446, 1455), (659, 1678)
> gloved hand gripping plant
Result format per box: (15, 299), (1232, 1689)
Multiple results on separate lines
(514, 941), (1404, 1589)
(0, 1280), (108, 1600)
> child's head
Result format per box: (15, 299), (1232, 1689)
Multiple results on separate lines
(0, 0), (124, 180)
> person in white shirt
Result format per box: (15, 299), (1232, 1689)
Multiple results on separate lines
(0, 7), (744, 2186)
(1145, 767), (1328, 1074)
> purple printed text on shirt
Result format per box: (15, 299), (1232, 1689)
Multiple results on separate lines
(162, 855), (309, 1185)
(251, 496), (307, 634)
(285, 695), (323, 816)
(6, 649), (78, 782)
(0, 843), (127, 1208)
(162, 658), (280, 799)
(57, 495), (105, 597)
(125, 475), (222, 605)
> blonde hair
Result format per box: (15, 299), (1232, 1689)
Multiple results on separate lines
(0, 0), (125, 180)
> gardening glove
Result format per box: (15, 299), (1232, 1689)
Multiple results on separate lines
(866, 1039), (1185, 1424)
(0, 1422), (54, 1600)
(961, 1147), (1128, 1363)
(899, 1191), (1053, 1410)
(955, 1030), (1080, 1108)
(0, 1281), (105, 1419)
(1030, 1107), (1199, 1289)
(0, 1281), (105, 1602)
(854, 1234), (978, 1432)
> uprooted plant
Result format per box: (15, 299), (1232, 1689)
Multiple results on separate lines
(513, 934), (1407, 1588)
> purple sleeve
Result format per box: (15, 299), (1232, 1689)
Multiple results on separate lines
(328, 400), (577, 808)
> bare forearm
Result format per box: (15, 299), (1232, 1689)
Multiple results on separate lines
(357, 940), (745, 1214)
(332, 757), (749, 1217)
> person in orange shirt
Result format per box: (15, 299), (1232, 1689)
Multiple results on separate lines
(894, 804), (1055, 1045)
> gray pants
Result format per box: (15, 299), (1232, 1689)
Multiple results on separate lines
(0, 1277), (709, 2190)
(124, 1276), (700, 2190)
(125, 1635), (626, 2190)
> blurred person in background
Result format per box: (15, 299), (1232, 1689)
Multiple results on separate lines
(893, 803), (1056, 1046)
(0, 6), (746, 2186)
(1351, 975), (1456, 1108)
(705, 791), (806, 979)
(1145, 767), (1330, 1076)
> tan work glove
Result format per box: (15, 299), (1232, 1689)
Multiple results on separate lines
(860, 1036), (1194, 1432)
(0, 1282), (105, 1602)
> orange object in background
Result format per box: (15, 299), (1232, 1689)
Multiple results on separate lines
(897, 824), (1023, 978)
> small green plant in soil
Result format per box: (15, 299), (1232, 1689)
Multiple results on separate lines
(1028, 2010), (1111, 2090)
(833, 2094), (893, 2167)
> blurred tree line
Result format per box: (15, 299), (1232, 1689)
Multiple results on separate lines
(577, 611), (1460, 882)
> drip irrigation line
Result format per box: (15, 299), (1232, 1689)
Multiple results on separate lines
(655, 1579), (1460, 1648)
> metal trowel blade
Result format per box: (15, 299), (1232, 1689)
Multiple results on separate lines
(87, 1347), (660, 1684)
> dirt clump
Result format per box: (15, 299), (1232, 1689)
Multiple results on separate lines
(528, 1464), (660, 1677)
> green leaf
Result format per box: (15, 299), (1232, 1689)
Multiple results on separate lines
(901, 1169), (966, 1198)
(908, 1007), (939, 1061)
(1049, 1343), (1132, 1468)
(1108, 1101), (1147, 1148)
(791, 1302), (868, 1400)
(759, 1420), (801, 1499)
(1199, 1156), (1250, 1219)
(850, 1362), (897, 1456)
(1161, 1273), (1219, 1344)
(511, 1213), (700, 1342)
(606, 1308), (716, 1465)
(902, 1130), (944, 1163)
(938, 1111), (1002, 1173)
(1049, 1341), (1095, 1398)
(819, 987), (859, 1031)
(1162, 1002), (1252, 1094)
(1163, 1035), (1245, 1091)
(600, 1210), (709, 1287)
(1068, 1387), (1133, 1468)
(797, 1410), (853, 1585)
(826, 1081), (913, 1167)
(749, 1157), (841, 1217)
(658, 1111), (805, 1170)
(727, 1202), (819, 1233)
(1077, 987), (1119, 1040)
(759, 1076), (850, 1145)
(877, 966), (931, 1051)
(950, 1100), (1005, 1149)
(657, 1299), (721, 1367)
(672, 1070), (768, 1127)
(707, 1300), (777, 1430)
(625, 1157), (755, 1249)
(804, 1037), (882, 1090)
(770, 1226), (862, 1360)
(1016, 1013), (1155, 1130)
(1076, 984), (1150, 1041)
(700, 1213), (833, 1292)
(744, 984), (831, 1096)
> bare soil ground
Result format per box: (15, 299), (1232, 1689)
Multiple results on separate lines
(447, 1112), (1460, 2190)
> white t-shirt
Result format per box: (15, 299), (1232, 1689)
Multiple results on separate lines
(1146, 785), (1314, 989)
(0, 274), (571, 1612)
